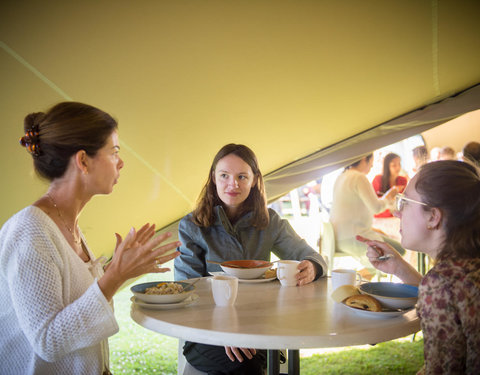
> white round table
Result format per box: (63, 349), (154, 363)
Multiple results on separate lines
(131, 277), (420, 374)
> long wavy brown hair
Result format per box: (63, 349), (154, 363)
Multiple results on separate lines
(192, 144), (269, 229)
(416, 160), (480, 260)
(380, 153), (400, 194)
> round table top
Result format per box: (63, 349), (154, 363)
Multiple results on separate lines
(130, 277), (420, 350)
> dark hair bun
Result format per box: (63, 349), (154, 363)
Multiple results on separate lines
(23, 112), (45, 132)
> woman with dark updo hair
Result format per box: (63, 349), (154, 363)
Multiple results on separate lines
(0, 102), (180, 374)
(363, 160), (480, 374)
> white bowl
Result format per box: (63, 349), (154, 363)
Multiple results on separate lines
(130, 281), (195, 304)
(359, 282), (418, 310)
(220, 260), (272, 280)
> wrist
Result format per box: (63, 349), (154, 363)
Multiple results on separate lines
(98, 266), (125, 301)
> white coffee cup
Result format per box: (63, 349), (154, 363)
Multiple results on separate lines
(331, 269), (362, 290)
(277, 260), (300, 287)
(210, 275), (238, 306)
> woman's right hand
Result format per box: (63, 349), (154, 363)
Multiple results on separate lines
(99, 224), (181, 300)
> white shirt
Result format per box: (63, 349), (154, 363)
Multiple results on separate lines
(0, 206), (119, 374)
(329, 169), (388, 257)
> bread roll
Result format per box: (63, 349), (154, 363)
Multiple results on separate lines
(264, 268), (277, 279)
(331, 285), (360, 303)
(345, 294), (382, 312)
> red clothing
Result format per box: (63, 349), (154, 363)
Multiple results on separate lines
(371, 175), (407, 217)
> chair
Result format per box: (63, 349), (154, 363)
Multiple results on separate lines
(178, 340), (208, 375)
(319, 220), (349, 274)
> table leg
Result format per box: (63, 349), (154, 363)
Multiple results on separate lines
(418, 253), (426, 275)
(267, 350), (280, 375)
(287, 349), (300, 375)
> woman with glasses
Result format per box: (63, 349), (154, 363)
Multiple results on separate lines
(363, 160), (480, 374)
(330, 154), (405, 278)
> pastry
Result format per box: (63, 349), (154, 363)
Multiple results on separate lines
(331, 285), (360, 303)
(345, 294), (382, 312)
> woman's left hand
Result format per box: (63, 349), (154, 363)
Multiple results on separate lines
(224, 346), (256, 362)
(296, 260), (315, 286)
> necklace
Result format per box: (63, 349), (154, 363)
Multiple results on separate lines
(46, 193), (82, 245)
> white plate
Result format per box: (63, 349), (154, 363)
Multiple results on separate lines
(341, 301), (414, 318)
(209, 271), (277, 283)
(131, 294), (199, 310)
(130, 281), (195, 304)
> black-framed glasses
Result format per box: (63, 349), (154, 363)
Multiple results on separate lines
(395, 193), (429, 212)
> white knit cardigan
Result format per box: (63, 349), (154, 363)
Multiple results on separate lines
(0, 206), (119, 374)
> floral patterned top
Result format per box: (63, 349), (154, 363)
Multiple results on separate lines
(417, 257), (480, 374)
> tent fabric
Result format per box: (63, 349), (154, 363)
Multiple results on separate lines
(264, 83), (480, 202)
(158, 83), (480, 239)
(1, 1), (480, 256)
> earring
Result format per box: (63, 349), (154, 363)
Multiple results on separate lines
(427, 225), (433, 230)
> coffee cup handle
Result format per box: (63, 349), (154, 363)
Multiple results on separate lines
(356, 273), (363, 285)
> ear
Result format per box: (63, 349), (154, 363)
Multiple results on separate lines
(427, 207), (443, 230)
(74, 150), (89, 175)
(252, 174), (258, 188)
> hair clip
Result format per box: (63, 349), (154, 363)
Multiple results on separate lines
(19, 126), (41, 156)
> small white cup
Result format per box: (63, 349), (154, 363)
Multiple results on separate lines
(277, 260), (300, 287)
(331, 269), (362, 290)
(210, 275), (238, 306)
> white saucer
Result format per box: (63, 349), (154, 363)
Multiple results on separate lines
(341, 301), (414, 318)
(131, 294), (199, 310)
(209, 271), (277, 283)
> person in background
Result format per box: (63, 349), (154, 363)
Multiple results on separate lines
(437, 146), (456, 160)
(0, 102), (180, 375)
(330, 154), (405, 278)
(412, 145), (429, 174)
(429, 146), (441, 161)
(363, 160), (480, 374)
(372, 152), (408, 218)
(462, 141), (480, 165)
(174, 143), (327, 375)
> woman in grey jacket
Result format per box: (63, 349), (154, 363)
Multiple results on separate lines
(174, 143), (327, 375)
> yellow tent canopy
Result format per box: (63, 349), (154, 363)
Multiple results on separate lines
(1, 1), (479, 257)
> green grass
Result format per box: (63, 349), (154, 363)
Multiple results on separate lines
(110, 271), (178, 374)
(300, 339), (424, 375)
(110, 269), (424, 374)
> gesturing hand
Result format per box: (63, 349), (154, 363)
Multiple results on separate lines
(112, 224), (181, 279)
(99, 223), (181, 300)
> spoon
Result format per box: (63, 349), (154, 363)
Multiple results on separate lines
(182, 278), (201, 291)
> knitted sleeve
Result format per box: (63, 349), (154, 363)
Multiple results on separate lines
(0, 209), (119, 362)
